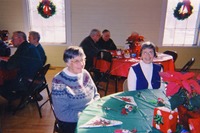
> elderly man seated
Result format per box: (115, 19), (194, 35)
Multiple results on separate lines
(0, 31), (43, 104)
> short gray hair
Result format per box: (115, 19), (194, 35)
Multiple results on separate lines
(63, 46), (86, 63)
(140, 41), (157, 57)
(13, 31), (27, 41)
(29, 31), (40, 42)
(89, 29), (100, 36)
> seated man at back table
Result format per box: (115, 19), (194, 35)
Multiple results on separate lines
(0, 40), (11, 69)
(28, 31), (46, 65)
(0, 40), (11, 57)
(97, 29), (117, 50)
(0, 31), (43, 101)
(79, 29), (101, 71)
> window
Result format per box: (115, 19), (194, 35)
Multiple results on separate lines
(27, 0), (66, 43)
(163, 0), (200, 46)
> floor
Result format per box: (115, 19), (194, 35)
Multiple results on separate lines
(0, 67), (125, 133)
(1, 67), (199, 133)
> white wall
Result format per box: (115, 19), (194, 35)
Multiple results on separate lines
(71, 0), (164, 46)
(1, 0), (200, 69)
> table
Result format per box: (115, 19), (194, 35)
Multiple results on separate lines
(95, 52), (175, 77)
(0, 69), (17, 85)
(76, 89), (170, 133)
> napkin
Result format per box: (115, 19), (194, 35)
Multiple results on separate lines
(80, 116), (122, 128)
(112, 96), (137, 106)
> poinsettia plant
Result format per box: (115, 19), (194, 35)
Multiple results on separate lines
(159, 71), (200, 110)
(126, 32), (144, 49)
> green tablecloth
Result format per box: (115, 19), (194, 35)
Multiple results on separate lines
(76, 89), (170, 133)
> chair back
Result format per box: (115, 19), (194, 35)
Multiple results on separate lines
(49, 94), (63, 133)
(163, 50), (178, 62)
(123, 79), (128, 91)
(94, 50), (114, 96)
(13, 64), (51, 117)
(96, 50), (113, 62)
(180, 57), (195, 72)
(43, 55), (47, 65)
(28, 64), (50, 93)
(95, 50), (113, 72)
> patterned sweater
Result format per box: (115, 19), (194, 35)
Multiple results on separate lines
(51, 68), (100, 122)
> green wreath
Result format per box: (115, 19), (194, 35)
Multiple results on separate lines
(173, 1), (193, 20)
(37, 1), (56, 18)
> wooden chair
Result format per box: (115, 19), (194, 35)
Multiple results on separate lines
(180, 57), (195, 72)
(123, 79), (128, 91)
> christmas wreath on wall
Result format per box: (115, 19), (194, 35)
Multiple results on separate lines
(37, 0), (56, 18)
(173, 0), (193, 20)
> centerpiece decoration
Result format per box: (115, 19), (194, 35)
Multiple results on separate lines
(126, 32), (144, 57)
(37, 0), (56, 18)
(159, 71), (200, 130)
(173, 0), (193, 20)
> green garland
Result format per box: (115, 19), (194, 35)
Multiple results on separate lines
(37, 1), (56, 18)
(173, 1), (193, 20)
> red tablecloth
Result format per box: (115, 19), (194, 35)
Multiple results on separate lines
(94, 53), (175, 77)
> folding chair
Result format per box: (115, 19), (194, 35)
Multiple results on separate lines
(13, 64), (51, 118)
(180, 57), (195, 72)
(163, 50), (178, 62)
(49, 94), (63, 133)
(94, 50), (118, 95)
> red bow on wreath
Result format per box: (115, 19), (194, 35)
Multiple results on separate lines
(174, 0), (193, 20)
(37, 0), (56, 18)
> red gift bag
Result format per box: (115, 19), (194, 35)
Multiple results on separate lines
(189, 118), (200, 133)
(178, 105), (200, 130)
(152, 107), (178, 133)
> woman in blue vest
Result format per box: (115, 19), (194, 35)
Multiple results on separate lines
(127, 41), (164, 91)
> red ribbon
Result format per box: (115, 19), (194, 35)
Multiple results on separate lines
(182, 0), (191, 14)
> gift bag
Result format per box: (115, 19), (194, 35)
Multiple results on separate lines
(152, 107), (178, 133)
(188, 118), (200, 133)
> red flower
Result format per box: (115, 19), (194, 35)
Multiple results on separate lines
(126, 32), (144, 44)
(159, 71), (200, 97)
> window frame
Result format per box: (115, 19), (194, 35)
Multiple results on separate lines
(23, 0), (72, 45)
(160, 0), (200, 47)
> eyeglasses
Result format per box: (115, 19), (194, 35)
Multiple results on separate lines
(71, 59), (86, 64)
(142, 51), (154, 56)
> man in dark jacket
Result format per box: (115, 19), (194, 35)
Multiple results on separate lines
(0, 40), (11, 57)
(0, 31), (43, 100)
(97, 29), (117, 50)
(79, 29), (101, 71)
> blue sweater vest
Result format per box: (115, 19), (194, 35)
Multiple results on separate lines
(132, 63), (161, 90)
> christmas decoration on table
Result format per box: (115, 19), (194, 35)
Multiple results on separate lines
(126, 32), (144, 56)
(152, 107), (178, 133)
(37, 0), (56, 18)
(173, 0), (193, 20)
(157, 98), (165, 107)
(121, 104), (137, 115)
(112, 96), (137, 106)
(123, 49), (131, 58)
(79, 116), (122, 128)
